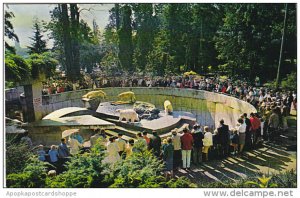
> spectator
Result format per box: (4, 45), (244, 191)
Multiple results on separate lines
(20, 131), (32, 149)
(191, 125), (204, 165)
(37, 144), (46, 162)
(202, 126), (213, 161)
(180, 128), (193, 170)
(90, 129), (100, 147)
(250, 113), (261, 146)
(135, 132), (148, 150)
(104, 137), (121, 164)
(163, 137), (174, 179)
(68, 134), (82, 155)
(236, 118), (246, 153)
(171, 129), (181, 171)
(243, 113), (252, 150)
(217, 119), (230, 157)
(148, 131), (162, 158)
(125, 139), (135, 158)
(230, 130), (239, 155)
(48, 145), (59, 166)
(116, 133), (126, 158)
(58, 138), (70, 158)
(268, 108), (280, 141)
(143, 131), (150, 145)
(73, 131), (84, 144)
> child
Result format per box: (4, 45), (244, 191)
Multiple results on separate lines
(37, 144), (46, 162)
(48, 145), (59, 166)
(230, 130), (239, 155)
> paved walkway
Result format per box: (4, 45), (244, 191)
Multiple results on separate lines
(174, 143), (296, 184)
(174, 121), (297, 184)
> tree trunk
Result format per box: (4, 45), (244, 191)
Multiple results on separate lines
(59, 4), (73, 81)
(115, 3), (120, 30)
(276, 3), (288, 89)
(70, 3), (81, 80)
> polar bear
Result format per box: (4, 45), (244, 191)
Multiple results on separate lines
(116, 109), (139, 123)
(118, 91), (136, 103)
(164, 100), (173, 115)
(82, 90), (106, 99)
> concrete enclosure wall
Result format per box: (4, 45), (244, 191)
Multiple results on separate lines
(40, 88), (256, 130)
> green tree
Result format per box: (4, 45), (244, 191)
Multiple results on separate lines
(27, 19), (49, 54)
(187, 4), (223, 73)
(69, 3), (81, 79)
(48, 3), (81, 81)
(132, 4), (158, 71)
(214, 4), (296, 82)
(80, 42), (104, 73)
(4, 8), (19, 54)
(78, 20), (103, 73)
(5, 137), (33, 175)
(281, 72), (296, 91)
(118, 4), (134, 72)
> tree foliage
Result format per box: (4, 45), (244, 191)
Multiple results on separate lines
(27, 52), (58, 79)
(103, 3), (296, 83)
(4, 9), (19, 54)
(118, 4), (134, 72)
(214, 3), (296, 81)
(27, 19), (49, 55)
(5, 53), (31, 82)
(280, 72), (296, 91)
(6, 137), (33, 175)
(6, 140), (196, 188)
(46, 143), (109, 188)
(7, 157), (49, 188)
(108, 142), (196, 188)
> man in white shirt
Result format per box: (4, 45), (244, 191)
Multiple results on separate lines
(116, 133), (126, 158)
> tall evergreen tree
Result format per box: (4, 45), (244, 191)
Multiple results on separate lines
(27, 19), (48, 54)
(69, 3), (81, 79)
(118, 4), (134, 72)
(132, 4), (158, 71)
(59, 3), (74, 81)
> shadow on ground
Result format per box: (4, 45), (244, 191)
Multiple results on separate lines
(174, 142), (296, 184)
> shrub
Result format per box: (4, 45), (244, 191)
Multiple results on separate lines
(281, 72), (297, 91)
(6, 136), (33, 175)
(109, 143), (196, 188)
(46, 142), (110, 188)
(7, 157), (49, 188)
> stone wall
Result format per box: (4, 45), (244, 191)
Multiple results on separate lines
(41, 87), (256, 130)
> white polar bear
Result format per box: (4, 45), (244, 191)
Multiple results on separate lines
(164, 100), (173, 115)
(116, 109), (139, 123)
